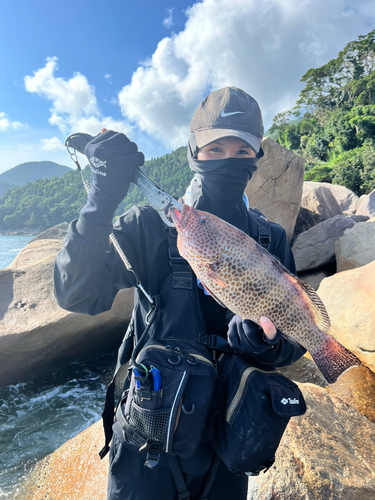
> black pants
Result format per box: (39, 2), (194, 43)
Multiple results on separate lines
(107, 433), (248, 500)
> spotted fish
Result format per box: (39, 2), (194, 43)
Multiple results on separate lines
(171, 205), (362, 384)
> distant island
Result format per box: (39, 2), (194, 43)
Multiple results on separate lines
(0, 161), (72, 198)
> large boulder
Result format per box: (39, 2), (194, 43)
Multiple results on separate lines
(18, 384), (375, 500)
(317, 260), (375, 372)
(245, 137), (305, 241)
(327, 365), (375, 425)
(247, 383), (375, 499)
(292, 215), (357, 272)
(303, 181), (359, 215)
(356, 190), (375, 218)
(15, 420), (108, 500)
(29, 222), (69, 242)
(335, 217), (375, 272)
(280, 358), (375, 425)
(294, 185), (343, 236)
(0, 235), (134, 388)
(279, 354), (328, 387)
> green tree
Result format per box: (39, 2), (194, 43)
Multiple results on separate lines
(0, 148), (192, 232)
(268, 30), (375, 196)
(295, 30), (375, 115)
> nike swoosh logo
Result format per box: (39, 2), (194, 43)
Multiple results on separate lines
(220, 110), (245, 117)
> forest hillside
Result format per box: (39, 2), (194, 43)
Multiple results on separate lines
(269, 29), (375, 196)
(0, 147), (192, 232)
(1, 30), (375, 232)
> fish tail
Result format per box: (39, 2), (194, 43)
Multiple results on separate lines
(311, 334), (362, 384)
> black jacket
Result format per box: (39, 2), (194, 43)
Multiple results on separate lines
(54, 205), (306, 368)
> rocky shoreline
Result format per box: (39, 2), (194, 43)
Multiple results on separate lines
(0, 228), (40, 236)
(2, 138), (374, 499)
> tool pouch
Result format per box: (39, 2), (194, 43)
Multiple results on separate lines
(209, 353), (306, 476)
(115, 338), (217, 468)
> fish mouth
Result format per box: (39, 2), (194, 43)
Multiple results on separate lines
(171, 204), (193, 233)
(171, 207), (181, 223)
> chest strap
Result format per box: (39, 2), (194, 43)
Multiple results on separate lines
(167, 228), (193, 290)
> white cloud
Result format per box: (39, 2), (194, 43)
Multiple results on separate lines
(118, 0), (375, 149)
(41, 137), (65, 151)
(24, 57), (131, 136)
(163, 8), (175, 29)
(104, 73), (112, 83)
(0, 112), (26, 131)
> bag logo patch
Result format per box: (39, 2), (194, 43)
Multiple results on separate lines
(281, 397), (300, 405)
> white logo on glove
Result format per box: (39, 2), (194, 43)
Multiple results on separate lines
(89, 156), (107, 169)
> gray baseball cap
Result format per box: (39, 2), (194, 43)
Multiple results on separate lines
(190, 87), (264, 153)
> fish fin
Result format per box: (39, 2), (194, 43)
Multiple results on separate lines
(206, 267), (228, 288)
(200, 281), (227, 308)
(255, 244), (331, 332)
(310, 333), (362, 384)
(286, 275), (331, 332)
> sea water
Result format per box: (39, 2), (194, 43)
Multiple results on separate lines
(0, 235), (33, 269)
(0, 355), (115, 497)
(0, 236), (116, 496)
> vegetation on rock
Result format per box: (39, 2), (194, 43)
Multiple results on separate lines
(269, 29), (375, 195)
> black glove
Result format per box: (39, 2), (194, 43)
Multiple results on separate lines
(84, 130), (144, 208)
(80, 130), (144, 226)
(227, 315), (281, 355)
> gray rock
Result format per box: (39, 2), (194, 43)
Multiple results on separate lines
(245, 137), (305, 241)
(297, 268), (329, 290)
(30, 222), (69, 242)
(351, 215), (369, 223)
(356, 190), (375, 217)
(0, 238), (134, 388)
(303, 181), (359, 214)
(292, 215), (357, 272)
(278, 355), (328, 387)
(294, 185), (343, 236)
(336, 218), (375, 272)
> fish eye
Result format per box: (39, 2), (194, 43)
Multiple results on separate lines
(200, 218), (206, 223)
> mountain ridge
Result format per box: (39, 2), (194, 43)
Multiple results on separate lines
(0, 161), (72, 190)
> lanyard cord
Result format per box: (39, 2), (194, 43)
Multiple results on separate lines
(67, 147), (154, 306)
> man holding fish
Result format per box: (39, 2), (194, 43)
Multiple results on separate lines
(54, 87), (360, 500)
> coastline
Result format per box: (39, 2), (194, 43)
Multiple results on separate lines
(0, 228), (40, 236)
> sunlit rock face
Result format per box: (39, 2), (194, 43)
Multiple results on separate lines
(245, 137), (305, 242)
(18, 383), (375, 500)
(14, 420), (108, 500)
(318, 260), (375, 372)
(0, 228), (133, 388)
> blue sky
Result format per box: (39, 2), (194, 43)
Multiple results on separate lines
(1, 0), (375, 174)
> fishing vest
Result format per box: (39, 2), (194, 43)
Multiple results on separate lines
(99, 208), (272, 461)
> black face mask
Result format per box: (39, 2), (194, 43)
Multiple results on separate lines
(187, 141), (258, 232)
